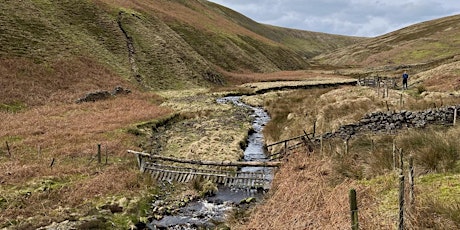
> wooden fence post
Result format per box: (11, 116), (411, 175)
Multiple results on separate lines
(409, 155), (415, 206)
(454, 108), (457, 126)
(284, 140), (288, 156)
(105, 145), (108, 165)
(393, 140), (397, 170)
(49, 158), (55, 168)
(399, 171), (405, 230)
(313, 119), (317, 138)
(349, 189), (359, 230)
(5, 141), (11, 157)
(399, 148), (404, 171)
(386, 80), (389, 98)
(344, 139), (349, 155)
(97, 144), (101, 164)
(370, 138), (374, 154)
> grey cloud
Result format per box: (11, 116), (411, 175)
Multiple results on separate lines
(208, 0), (460, 37)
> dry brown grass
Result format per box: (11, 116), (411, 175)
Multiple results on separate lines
(0, 57), (134, 107)
(99, 0), (275, 44)
(0, 55), (171, 227)
(0, 91), (170, 227)
(222, 70), (351, 85)
(234, 152), (390, 229)
(247, 83), (460, 229)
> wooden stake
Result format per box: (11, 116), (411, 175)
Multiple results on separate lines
(349, 189), (359, 230)
(454, 108), (457, 126)
(393, 139), (397, 170)
(409, 155), (415, 206)
(49, 158), (55, 168)
(5, 141), (11, 157)
(97, 144), (101, 164)
(284, 140), (288, 156)
(313, 119), (317, 138)
(399, 172), (405, 230)
(344, 139), (349, 155)
(105, 145), (108, 165)
(399, 148), (404, 171)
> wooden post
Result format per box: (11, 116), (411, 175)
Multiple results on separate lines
(97, 144), (101, 164)
(399, 148), (404, 171)
(105, 145), (108, 165)
(49, 158), (55, 168)
(385, 101), (390, 111)
(349, 189), (359, 230)
(386, 80), (389, 98)
(344, 139), (349, 155)
(454, 108), (457, 126)
(383, 79), (386, 98)
(284, 140), (288, 156)
(393, 140), (397, 170)
(313, 119), (317, 138)
(371, 139), (374, 153)
(399, 172), (405, 230)
(5, 141), (11, 157)
(409, 155), (415, 206)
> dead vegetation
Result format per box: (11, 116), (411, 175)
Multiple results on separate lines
(235, 84), (460, 229)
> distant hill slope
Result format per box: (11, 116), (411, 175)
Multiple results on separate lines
(0, 0), (361, 96)
(206, 1), (364, 59)
(313, 14), (460, 69)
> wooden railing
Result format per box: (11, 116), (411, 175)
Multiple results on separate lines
(266, 131), (316, 159)
(128, 150), (280, 189)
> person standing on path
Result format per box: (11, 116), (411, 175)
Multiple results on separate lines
(402, 71), (409, 90)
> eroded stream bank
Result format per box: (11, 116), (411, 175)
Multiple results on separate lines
(149, 96), (273, 229)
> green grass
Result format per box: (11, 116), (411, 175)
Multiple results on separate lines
(0, 102), (26, 113)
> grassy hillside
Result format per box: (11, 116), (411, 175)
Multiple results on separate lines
(313, 14), (460, 69)
(235, 86), (460, 229)
(206, 1), (364, 59)
(0, 0), (360, 97)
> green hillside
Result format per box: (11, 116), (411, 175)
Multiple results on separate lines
(313, 14), (460, 68)
(0, 0), (361, 95)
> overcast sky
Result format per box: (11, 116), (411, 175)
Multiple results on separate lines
(207, 0), (460, 37)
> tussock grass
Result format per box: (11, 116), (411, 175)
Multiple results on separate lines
(234, 153), (387, 229)
(397, 128), (460, 173)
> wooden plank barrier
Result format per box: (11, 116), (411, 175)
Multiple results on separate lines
(129, 150), (274, 189)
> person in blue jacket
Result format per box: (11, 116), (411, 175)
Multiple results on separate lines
(402, 71), (409, 89)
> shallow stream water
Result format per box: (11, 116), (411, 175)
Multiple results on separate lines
(150, 96), (273, 229)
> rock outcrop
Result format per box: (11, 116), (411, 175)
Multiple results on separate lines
(76, 86), (131, 103)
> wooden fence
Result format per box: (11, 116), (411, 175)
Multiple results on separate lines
(358, 76), (397, 88)
(128, 150), (280, 189)
(266, 131), (316, 159)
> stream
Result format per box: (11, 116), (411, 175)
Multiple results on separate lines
(149, 96), (273, 229)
